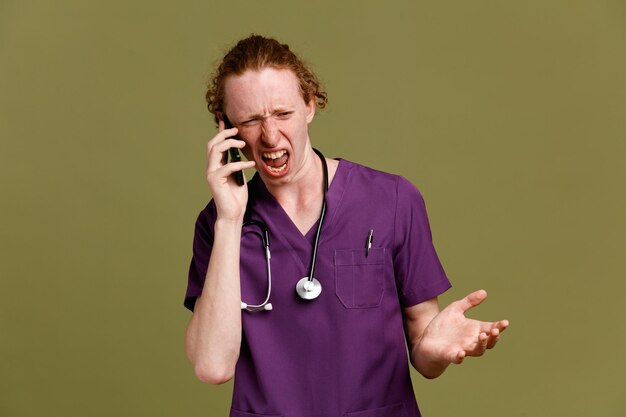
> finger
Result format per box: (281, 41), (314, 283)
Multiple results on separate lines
(455, 289), (488, 313)
(207, 160), (256, 187)
(213, 138), (247, 154)
(206, 127), (239, 154)
(207, 137), (244, 171)
(209, 138), (247, 167)
(224, 161), (256, 173)
(465, 333), (488, 357)
(479, 332), (489, 350)
(486, 329), (500, 349)
(446, 349), (464, 364)
(497, 319), (509, 332)
(218, 160), (256, 176)
(221, 126), (239, 137)
(473, 332), (488, 352)
(480, 319), (508, 335)
(476, 319), (507, 335)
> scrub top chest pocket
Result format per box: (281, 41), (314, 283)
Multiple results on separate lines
(334, 247), (385, 308)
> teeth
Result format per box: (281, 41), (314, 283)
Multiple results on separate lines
(268, 163), (287, 173)
(262, 150), (287, 159)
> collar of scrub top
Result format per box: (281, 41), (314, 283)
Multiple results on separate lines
(240, 148), (328, 312)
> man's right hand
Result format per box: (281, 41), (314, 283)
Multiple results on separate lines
(205, 119), (256, 222)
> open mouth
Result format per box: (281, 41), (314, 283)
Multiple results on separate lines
(261, 149), (289, 174)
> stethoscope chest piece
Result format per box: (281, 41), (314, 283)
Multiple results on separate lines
(296, 277), (322, 300)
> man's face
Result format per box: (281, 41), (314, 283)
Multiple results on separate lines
(222, 67), (316, 185)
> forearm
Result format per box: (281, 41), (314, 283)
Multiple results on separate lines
(403, 299), (451, 379)
(185, 218), (243, 384)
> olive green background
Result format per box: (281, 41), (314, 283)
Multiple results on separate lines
(1, 0), (625, 416)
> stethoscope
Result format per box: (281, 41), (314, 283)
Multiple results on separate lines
(240, 148), (328, 312)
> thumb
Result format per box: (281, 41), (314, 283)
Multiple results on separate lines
(455, 289), (488, 313)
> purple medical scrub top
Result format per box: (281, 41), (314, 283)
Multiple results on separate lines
(185, 159), (451, 417)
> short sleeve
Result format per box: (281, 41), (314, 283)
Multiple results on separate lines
(184, 201), (217, 312)
(393, 177), (451, 307)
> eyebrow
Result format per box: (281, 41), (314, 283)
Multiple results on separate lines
(243, 106), (294, 120)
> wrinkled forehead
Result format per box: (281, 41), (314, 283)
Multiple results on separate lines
(223, 68), (304, 118)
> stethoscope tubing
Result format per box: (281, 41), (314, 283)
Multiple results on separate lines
(305, 148), (328, 285)
(241, 148), (328, 312)
(241, 220), (273, 312)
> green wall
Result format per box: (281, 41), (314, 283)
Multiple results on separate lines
(1, 1), (625, 416)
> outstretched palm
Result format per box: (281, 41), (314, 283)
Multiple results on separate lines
(420, 290), (509, 364)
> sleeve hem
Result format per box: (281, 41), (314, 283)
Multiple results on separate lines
(184, 293), (201, 312)
(400, 281), (452, 308)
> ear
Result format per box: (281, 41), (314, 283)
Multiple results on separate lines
(305, 98), (316, 124)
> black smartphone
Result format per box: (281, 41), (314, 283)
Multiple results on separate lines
(222, 115), (245, 186)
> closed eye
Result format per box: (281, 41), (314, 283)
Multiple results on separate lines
(241, 118), (261, 126)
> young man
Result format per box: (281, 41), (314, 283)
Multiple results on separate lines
(184, 35), (508, 417)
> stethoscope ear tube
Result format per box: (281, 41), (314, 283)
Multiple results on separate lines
(241, 220), (273, 312)
(244, 219), (270, 249)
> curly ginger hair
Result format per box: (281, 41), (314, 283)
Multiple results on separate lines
(205, 34), (328, 125)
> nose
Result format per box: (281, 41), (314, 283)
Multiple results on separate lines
(260, 118), (280, 148)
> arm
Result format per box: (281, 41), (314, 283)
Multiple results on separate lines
(403, 297), (448, 378)
(184, 219), (244, 384)
(403, 290), (509, 379)
(184, 119), (256, 384)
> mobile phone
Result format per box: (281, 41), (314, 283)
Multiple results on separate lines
(222, 115), (245, 186)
